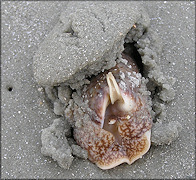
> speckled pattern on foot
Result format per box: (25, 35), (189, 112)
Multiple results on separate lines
(1, 1), (195, 179)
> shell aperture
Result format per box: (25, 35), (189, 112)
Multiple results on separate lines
(72, 52), (152, 169)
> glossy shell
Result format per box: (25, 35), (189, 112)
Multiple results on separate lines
(72, 53), (152, 169)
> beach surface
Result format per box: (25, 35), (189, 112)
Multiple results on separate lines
(1, 1), (195, 179)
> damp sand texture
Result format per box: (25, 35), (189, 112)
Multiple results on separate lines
(1, 1), (195, 179)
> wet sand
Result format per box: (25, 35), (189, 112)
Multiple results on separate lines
(1, 1), (195, 179)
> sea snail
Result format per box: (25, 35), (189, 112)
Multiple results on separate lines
(67, 50), (152, 170)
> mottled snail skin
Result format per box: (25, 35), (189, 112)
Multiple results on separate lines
(73, 52), (152, 169)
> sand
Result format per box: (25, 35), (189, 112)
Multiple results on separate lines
(1, 1), (195, 179)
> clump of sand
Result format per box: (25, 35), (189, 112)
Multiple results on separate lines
(34, 2), (182, 169)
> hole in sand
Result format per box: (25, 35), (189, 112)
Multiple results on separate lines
(123, 43), (144, 75)
(64, 26), (78, 37)
(7, 86), (13, 92)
